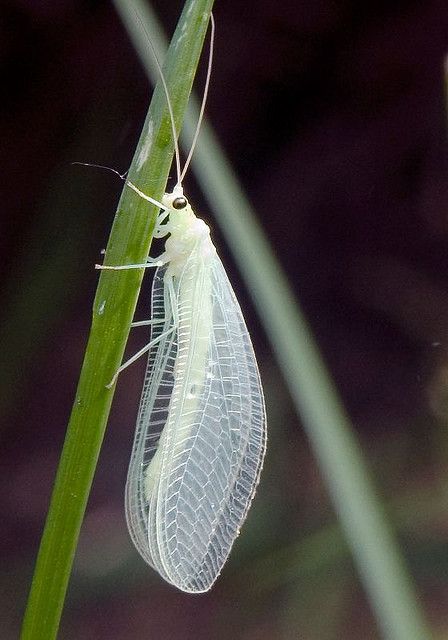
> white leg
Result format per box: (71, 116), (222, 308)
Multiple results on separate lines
(106, 273), (177, 388)
(153, 209), (172, 239)
(106, 325), (175, 388)
(95, 254), (168, 271)
(156, 208), (170, 226)
(154, 227), (169, 239)
(131, 318), (166, 327)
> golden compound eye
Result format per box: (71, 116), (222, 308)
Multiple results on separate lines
(172, 196), (188, 210)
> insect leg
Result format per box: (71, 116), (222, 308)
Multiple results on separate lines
(153, 207), (174, 239)
(106, 325), (175, 389)
(156, 208), (170, 226)
(95, 253), (169, 270)
(106, 273), (177, 388)
(131, 318), (166, 328)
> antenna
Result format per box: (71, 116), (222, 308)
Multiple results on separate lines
(79, 11), (215, 199)
(133, 10), (182, 187)
(72, 161), (169, 211)
(177, 13), (215, 188)
(71, 162), (128, 180)
(134, 9), (215, 193)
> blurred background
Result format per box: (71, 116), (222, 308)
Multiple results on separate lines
(1, 0), (448, 638)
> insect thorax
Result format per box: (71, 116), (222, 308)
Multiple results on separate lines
(163, 196), (215, 277)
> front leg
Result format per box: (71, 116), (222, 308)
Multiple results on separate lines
(95, 252), (169, 271)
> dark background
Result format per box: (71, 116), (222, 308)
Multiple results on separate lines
(1, 0), (447, 638)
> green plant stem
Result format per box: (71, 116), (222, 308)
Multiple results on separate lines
(122, 7), (433, 640)
(20, 2), (214, 638)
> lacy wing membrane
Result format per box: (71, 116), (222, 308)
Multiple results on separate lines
(125, 264), (177, 579)
(154, 252), (266, 592)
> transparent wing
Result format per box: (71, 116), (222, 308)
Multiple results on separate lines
(154, 252), (266, 593)
(124, 264), (178, 576)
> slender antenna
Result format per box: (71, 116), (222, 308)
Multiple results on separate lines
(72, 161), (128, 180)
(72, 162), (167, 210)
(177, 13), (215, 187)
(133, 10), (182, 187)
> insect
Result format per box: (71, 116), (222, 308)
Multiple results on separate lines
(97, 13), (266, 593)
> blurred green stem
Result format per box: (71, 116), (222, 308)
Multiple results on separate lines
(20, 1), (214, 638)
(120, 5), (433, 640)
